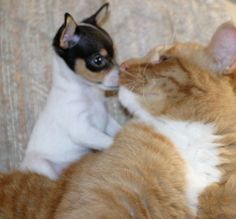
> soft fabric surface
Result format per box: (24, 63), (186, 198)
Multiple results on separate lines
(0, 0), (235, 170)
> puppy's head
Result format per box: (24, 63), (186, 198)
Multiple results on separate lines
(53, 3), (119, 90)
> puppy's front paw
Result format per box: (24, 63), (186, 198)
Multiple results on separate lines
(98, 137), (113, 150)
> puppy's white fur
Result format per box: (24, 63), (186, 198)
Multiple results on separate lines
(21, 56), (120, 179)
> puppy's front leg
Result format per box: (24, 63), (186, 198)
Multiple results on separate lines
(70, 122), (113, 150)
(106, 116), (121, 137)
(83, 125), (113, 150)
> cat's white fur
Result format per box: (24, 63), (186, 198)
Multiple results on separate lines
(119, 87), (221, 214)
(21, 56), (120, 179)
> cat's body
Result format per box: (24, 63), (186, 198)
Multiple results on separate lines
(0, 122), (192, 219)
(55, 122), (193, 219)
(0, 171), (59, 219)
(1, 22), (236, 218)
(21, 4), (120, 179)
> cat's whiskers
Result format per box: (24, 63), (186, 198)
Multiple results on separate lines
(128, 83), (137, 93)
(160, 3), (176, 46)
(121, 78), (138, 91)
(122, 69), (135, 77)
(141, 62), (151, 76)
(141, 86), (147, 106)
(129, 82), (139, 92)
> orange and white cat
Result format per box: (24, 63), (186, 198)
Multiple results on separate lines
(1, 22), (236, 219)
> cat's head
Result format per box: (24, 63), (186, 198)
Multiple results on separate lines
(53, 3), (119, 90)
(119, 22), (236, 122)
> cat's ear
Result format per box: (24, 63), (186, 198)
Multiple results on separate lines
(206, 22), (236, 75)
(82, 3), (109, 26)
(60, 13), (80, 49)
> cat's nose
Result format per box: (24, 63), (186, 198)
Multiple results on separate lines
(120, 59), (137, 71)
(120, 58), (145, 71)
(120, 62), (130, 71)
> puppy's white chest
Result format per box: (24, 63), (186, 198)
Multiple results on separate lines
(86, 89), (108, 131)
(89, 100), (108, 131)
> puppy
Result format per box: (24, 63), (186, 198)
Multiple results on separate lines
(21, 3), (120, 179)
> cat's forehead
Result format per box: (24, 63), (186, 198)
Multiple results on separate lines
(155, 43), (201, 58)
(149, 43), (208, 72)
(121, 42), (211, 81)
(123, 43), (200, 68)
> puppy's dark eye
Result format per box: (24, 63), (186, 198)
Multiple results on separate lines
(90, 54), (107, 68)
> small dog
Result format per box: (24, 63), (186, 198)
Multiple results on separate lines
(21, 3), (121, 179)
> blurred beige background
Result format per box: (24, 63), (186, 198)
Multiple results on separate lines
(0, 0), (236, 171)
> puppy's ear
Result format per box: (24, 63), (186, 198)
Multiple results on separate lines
(82, 3), (109, 26)
(60, 13), (80, 49)
(206, 22), (236, 75)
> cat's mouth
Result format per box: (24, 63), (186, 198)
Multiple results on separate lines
(119, 68), (146, 95)
(119, 68), (134, 88)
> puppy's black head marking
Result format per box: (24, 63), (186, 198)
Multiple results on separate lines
(52, 3), (114, 73)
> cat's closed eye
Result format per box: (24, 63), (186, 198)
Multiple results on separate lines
(159, 55), (171, 62)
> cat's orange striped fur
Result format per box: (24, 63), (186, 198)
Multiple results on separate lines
(0, 172), (59, 218)
(1, 22), (236, 219)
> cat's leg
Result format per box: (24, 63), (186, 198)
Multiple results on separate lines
(20, 154), (58, 180)
(198, 175), (236, 219)
(105, 116), (121, 137)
